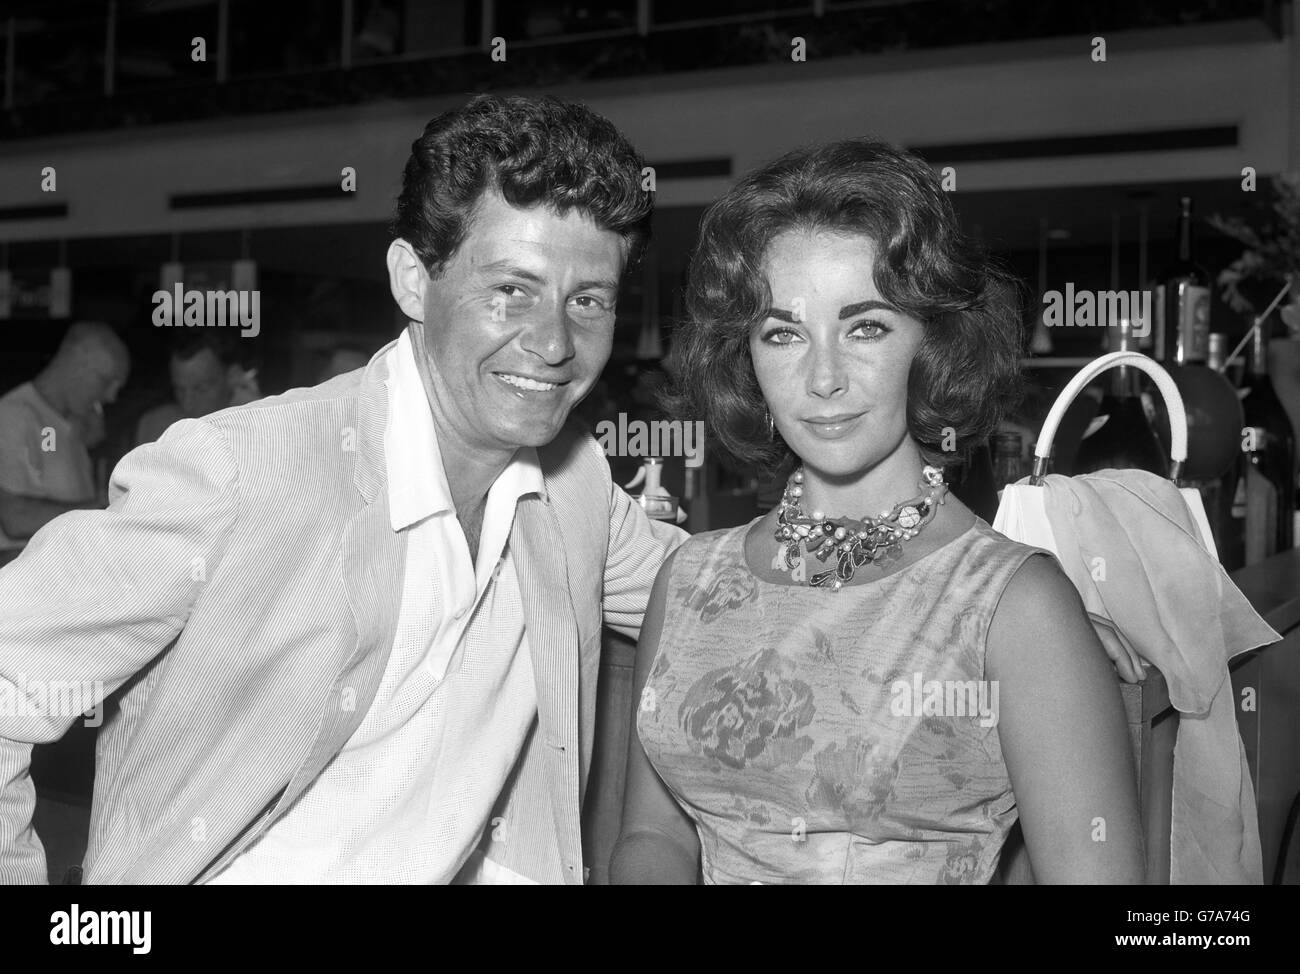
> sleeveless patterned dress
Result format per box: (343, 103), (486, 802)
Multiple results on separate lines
(637, 516), (1053, 884)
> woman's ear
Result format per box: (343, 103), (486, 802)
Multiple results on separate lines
(386, 239), (429, 323)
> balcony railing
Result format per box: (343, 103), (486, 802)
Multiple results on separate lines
(0, 0), (1282, 140)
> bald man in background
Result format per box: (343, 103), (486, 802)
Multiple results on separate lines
(0, 321), (130, 881)
(0, 321), (130, 565)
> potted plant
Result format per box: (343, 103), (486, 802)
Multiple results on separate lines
(1211, 171), (1300, 429)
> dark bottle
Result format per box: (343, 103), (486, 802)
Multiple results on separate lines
(1148, 198), (1243, 561)
(1154, 196), (1212, 365)
(1075, 318), (1168, 477)
(1240, 324), (1296, 562)
(948, 441), (999, 523)
(990, 431), (1025, 489)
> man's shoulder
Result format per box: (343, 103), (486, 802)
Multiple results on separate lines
(0, 380), (33, 403)
(149, 370), (377, 499)
(140, 375), (374, 518)
(203, 369), (369, 442)
(0, 382), (40, 421)
(0, 384), (51, 448)
(537, 420), (611, 489)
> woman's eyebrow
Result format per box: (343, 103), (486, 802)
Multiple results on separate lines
(764, 299), (896, 322)
(838, 299), (895, 319)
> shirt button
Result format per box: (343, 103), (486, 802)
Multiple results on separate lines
(454, 605), (469, 621)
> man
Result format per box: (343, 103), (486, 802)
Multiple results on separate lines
(0, 94), (683, 884)
(0, 321), (130, 561)
(0, 321), (130, 879)
(134, 332), (260, 445)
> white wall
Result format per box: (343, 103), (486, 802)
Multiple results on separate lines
(0, 20), (1292, 243)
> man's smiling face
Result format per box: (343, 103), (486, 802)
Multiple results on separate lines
(413, 190), (627, 454)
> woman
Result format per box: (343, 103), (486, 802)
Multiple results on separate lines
(610, 139), (1144, 884)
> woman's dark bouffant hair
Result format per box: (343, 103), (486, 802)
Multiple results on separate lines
(662, 137), (1024, 470)
(392, 94), (653, 276)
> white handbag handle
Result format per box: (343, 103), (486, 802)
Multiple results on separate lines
(1030, 351), (1187, 484)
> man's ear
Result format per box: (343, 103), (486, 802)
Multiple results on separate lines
(386, 239), (429, 323)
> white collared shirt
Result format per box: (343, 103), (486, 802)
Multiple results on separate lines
(206, 328), (543, 884)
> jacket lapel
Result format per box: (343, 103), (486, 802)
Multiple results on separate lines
(191, 345), (407, 882)
(278, 348), (407, 808)
(512, 493), (584, 882)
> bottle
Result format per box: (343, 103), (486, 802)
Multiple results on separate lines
(1149, 199), (1243, 560)
(1075, 319), (1168, 477)
(991, 432), (1025, 490)
(1240, 324), (1296, 562)
(1154, 197), (1212, 366)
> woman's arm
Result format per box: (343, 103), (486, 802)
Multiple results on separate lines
(608, 549), (702, 884)
(987, 553), (1145, 884)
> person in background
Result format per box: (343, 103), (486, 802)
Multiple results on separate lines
(0, 321), (130, 564)
(354, 0), (400, 58)
(0, 320), (129, 881)
(316, 343), (374, 384)
(134, 332), (260, 446)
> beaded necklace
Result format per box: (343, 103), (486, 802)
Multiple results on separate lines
(774, 465), (949, 590)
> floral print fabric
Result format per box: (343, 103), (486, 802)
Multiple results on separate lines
(637, 517), (1051, 884)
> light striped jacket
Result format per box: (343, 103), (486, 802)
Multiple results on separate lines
(0, 339), (683, 884)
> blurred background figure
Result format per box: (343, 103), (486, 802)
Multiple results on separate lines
(0, 321), (129, 875)
(354, 0), (400, 58)
(0, 321), (129, 565)
(134, 332), (260, 446)
(316, 342), (373, 383)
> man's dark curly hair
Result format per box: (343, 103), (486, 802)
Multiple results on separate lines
(663, 137), (1024, 470)
(392, 94), (653, 276)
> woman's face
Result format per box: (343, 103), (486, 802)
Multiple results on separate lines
(750, 229), (926, 479)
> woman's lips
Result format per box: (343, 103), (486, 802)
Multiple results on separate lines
(801, 411), (866, 438)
